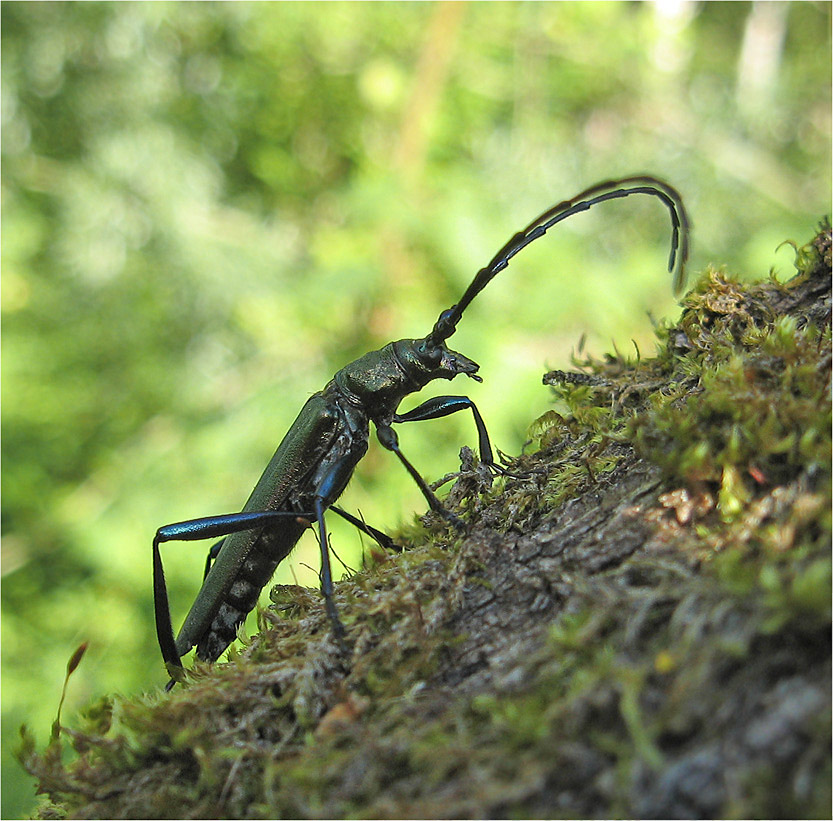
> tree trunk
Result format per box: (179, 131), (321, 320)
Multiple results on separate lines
(22, 223), (831, 820)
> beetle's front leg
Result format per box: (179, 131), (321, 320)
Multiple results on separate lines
(394, 395), (521, 479)
(375, 424), (465, 530)
(393, 395), (501, 470)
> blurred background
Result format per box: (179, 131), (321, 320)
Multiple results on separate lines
(2, 2), (830, 815)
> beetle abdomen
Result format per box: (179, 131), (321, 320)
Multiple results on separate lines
(197, 600), (247, 662)
(196, 520), (307, 662)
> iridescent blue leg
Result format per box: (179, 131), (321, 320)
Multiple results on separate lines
(153, 510), (315, 677)
(394, 394), (507, 472)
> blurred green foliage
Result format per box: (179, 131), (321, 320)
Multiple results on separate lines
(2, 2), (829, 816)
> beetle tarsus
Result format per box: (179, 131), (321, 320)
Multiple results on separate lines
(446, 512), (466, 531)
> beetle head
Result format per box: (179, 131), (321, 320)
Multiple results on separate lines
(395, 338), (482, 386)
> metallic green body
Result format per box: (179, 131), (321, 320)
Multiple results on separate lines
(174, 390), (349, 657)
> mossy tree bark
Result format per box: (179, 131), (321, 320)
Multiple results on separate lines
(22, 225), (831, 820)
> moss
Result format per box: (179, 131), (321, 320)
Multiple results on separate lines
(20, 222), (831, 819)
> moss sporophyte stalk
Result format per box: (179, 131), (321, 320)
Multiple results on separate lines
(20, 222), (830, 819)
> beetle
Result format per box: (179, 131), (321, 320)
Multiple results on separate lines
(153, 175), (689, 687)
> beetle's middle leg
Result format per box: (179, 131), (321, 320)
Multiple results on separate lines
(311, 454), (379, 643)
(201, 506), (397, 584)
(330, 505), (399, 551)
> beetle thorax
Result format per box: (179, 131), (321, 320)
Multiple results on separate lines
(334, 342), (422, 419)
(334, 338), (480, 422)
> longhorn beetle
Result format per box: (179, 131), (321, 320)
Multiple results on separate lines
(153, 175), (690, 688)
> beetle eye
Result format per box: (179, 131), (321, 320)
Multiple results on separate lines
(416, 340), (442, 367)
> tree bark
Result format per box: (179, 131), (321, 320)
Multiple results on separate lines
(23, 223), (831, 820)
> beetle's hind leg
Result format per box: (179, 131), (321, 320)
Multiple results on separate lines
(153, 509), (316, 687)
(203, 538), (224, 580)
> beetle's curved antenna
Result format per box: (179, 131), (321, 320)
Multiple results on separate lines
(426, 175), (690, 347)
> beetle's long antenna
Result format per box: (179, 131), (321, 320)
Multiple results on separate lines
(427, 175), (690, 346)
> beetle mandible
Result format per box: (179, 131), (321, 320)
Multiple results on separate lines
(153, 175), (690, 688)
